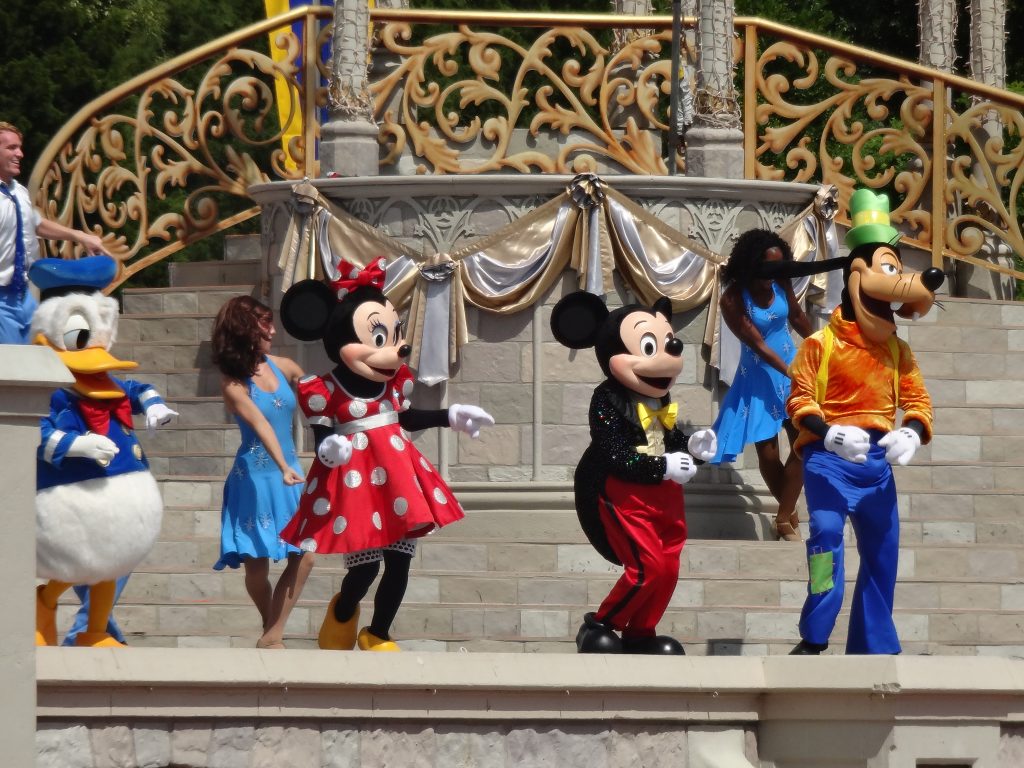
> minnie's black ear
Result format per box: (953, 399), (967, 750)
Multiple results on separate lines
(550, 291), (608, 349)
(280, 279), (336, 341)
(653, 296), (673, 322)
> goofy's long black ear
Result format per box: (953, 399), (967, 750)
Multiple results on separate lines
(753, 255), (850, 281)
(550, 291), (608, 349)
(280, 279), (336, 341)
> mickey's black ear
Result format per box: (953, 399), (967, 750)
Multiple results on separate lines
(653, 296), (672, 322)
(280, 279), (335, 341)
(550, 291), (608, 349)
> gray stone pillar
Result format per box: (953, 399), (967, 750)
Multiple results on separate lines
(0, 345), (74, 765)
(685, 0), (743, 179)
(320, 0), (379, 177)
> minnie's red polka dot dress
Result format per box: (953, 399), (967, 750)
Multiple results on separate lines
(280, 366), (464, 555)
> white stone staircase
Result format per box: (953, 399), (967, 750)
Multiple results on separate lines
(68, 240), (1024, 657)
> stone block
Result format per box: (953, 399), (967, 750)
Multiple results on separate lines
(482, 608), (521, 636)
(928, 612), (980, 643)
(539, 343), (603, 383)
(420, 542), (488, 571)
(38, 724), (93, 768)
(922, 521), (976, 544)
(705, 579), (780, 607)
(939, 583), (1001, 610)
(393, 606), (453, 635)
(90, 724), (136, 768)
(455, 424), (521, 466)
(133, 725), (172, 768)
(458, 343), (522, 383)
(668, 579), (704, 608)
(685, 546), (740, 576)
(252, 725), (321, 768)
(894, 612), (929, 642)
(518, 577), (588, 606)
(520, 608), (569, 637)
(736, 546), (806, 580)
(436, 726), (506, 768)
(894, 582), (940, 609)
(489, 543), (557, 574)
(928, 435), (981, 462)
(170, 723), (213, 768)
(557, 544), (620, 574)
(207, 725), (257, 768)
(441, 576), (516, 605)
(968, 380), (1024, 406)
(697, 610), (746, 639)
(168, 572), (226, 602)
(745, 611), (800, 641)
(405, 575), (441, 604)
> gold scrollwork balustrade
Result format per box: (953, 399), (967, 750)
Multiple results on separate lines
(739, 17), (1024, 278)
(29, 7), (333, 289)
(30, 8), (1024, 288)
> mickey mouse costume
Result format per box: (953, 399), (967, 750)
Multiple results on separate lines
(551, 291), (717, 654)
(279, 257), (493, 651)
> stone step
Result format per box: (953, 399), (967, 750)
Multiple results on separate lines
(167, 258), (262, 287)
(900, 296), (1024, 328)
(223, 233), (262, 261)
(120, 284), (256, 315)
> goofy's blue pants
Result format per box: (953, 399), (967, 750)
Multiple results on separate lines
(798, 436), (901, 654)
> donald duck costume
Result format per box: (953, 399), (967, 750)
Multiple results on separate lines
(32, 255), (176, 647)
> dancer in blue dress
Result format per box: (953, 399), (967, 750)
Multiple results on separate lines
(711, 230), (812, 540)
(212, 296), (313, 648)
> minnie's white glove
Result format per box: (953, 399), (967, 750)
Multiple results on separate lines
(317, 434), (352, 468)
(877, 427), (921, 466)
(824, 425), (871, 464)
(67, 433), (119, 464)
(448, 404), (495, 439)
(687, 428), (718, 462)
(663, 452), (697, 485)
(145, 402), (178, 431)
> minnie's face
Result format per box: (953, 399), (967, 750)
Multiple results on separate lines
(607, 309), (683, 398)
(339, 299), (410, 382)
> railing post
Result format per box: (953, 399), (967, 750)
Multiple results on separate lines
(743, 22), (757, 180)
(930, 77), (947, 270)
(304, 10), (320, 178)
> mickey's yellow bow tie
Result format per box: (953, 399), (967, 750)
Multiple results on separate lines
(637, 401), (677, 430)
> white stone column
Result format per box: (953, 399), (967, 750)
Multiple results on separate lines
(319, 0), (379, 177)
(0, 345), (73, 766)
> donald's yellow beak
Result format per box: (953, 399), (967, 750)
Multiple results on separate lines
(33, 334), (138, 399)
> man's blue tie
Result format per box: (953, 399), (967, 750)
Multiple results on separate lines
(0, 183), (26, 297)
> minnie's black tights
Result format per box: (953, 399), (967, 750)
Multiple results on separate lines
(332, 549), (412, 640)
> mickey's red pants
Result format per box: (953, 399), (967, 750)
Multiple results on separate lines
(594, 476), (687, 639)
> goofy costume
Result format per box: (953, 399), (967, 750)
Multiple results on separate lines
(785, 190), (942, 655)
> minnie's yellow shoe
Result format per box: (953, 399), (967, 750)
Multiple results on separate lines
(74, 632), (126, 648)
(357, 627), (400, 652)
(35, 585), (57, 647)
(318, 594), (359, 650)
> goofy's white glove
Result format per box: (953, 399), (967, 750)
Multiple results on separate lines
(824, 424), (871, 464)
(145, 402), (178, 431)
(317, 434), (352, 468)
(687, 428), (718, 462)
(448, 404), (495, 439)
(67, 433), (119, 464)
(663, 451), (697, 485)
(877, 427), (921, 466)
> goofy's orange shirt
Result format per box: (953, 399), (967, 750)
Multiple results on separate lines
(787, 309), (933, 454)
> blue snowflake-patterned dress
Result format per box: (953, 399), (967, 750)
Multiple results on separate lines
(710, 282), (796, 464)
(214, 357), (303, 570)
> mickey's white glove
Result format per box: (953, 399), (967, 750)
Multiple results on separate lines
(687, 428), (718, 462)
(317, 434), (352, 468)
(145, 402), (178, 431)
(663, 451), (697, 485)
(877, 427), (921, 466)
(66, 433), (119, 464)
(824, 425), (871, 464)
(448, 404), (495, 439)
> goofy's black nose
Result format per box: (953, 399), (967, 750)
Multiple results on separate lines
(921, 267), (945, 292)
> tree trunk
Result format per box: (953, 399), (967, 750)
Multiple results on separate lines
(918, 0), (958, 72)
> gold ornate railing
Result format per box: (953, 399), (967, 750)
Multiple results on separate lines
(30, 7), (1024, 288)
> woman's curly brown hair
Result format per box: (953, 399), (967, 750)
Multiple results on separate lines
(722, 228), (793, 287)
(211, 296), (273, 380)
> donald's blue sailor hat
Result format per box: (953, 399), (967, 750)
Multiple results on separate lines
(29, 255), (117, 300)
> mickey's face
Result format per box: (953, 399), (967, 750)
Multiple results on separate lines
(339, 298), (410, 382)
(607, 309), (684, 398)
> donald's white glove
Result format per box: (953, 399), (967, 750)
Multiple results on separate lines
(824, 425), (871, 464)
(67, 433), (119, 464)
(317, 434), (352, 468)
(687, 428), (718, 462)
(877, 427), (921, 466)
(663, 452), (697, 485)
(145, 402), (178, 431)
(448, 404), (495, 439)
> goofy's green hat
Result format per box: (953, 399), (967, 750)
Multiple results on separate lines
(845, 189), (900, 250)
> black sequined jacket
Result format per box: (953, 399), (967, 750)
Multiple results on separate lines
(573, 378), (692, 564)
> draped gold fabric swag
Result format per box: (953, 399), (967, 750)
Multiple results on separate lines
(277, 175), (837, 385)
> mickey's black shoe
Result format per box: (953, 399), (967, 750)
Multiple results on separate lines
(621, 634), (686, 655)
(576, 612), (622, 653)
(789, 640), (828, 655)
